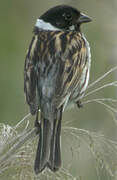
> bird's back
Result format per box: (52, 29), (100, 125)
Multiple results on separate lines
(24, 30), (90, 114)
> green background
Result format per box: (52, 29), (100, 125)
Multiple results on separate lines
(0, 0), (117, 179)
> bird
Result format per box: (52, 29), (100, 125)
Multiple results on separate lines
(24, 5), (92, 174)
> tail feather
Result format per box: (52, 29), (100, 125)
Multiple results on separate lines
(34, 107), (62, 174)
(34, 117), (52, 174)
(48, 107), (62, 171)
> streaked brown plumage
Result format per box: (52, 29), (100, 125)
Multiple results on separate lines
(24, 5), (91, 174)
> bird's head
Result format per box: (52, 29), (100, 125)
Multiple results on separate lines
(35, 5), (92, 31)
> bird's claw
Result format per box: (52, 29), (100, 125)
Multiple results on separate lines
(76, 100), (83, 108)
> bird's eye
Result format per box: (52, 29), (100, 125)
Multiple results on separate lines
(63, 13), (72, 21)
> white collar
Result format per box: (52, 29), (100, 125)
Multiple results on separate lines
(35, 19), (60, 31)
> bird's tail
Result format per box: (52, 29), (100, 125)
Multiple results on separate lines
(34, 107), (62, 174)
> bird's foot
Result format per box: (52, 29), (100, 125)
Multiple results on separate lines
(76, 100), (83, 108)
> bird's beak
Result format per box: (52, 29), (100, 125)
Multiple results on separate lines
(79, 13), (92, 23)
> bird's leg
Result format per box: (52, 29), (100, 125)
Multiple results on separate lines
(35, 107), (40, 134)
(76, 100), (83, 108)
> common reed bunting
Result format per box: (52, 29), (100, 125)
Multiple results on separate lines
(24, 5), (92, 174)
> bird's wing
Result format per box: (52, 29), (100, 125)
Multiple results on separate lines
(24, 35), (38, 115)
(53, 31), (88, 107)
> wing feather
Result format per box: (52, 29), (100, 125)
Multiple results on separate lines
(54, 32), (87, 107)
(24, 36), (38, 115)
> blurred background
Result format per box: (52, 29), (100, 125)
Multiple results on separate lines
(0, 0), (117, 179)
